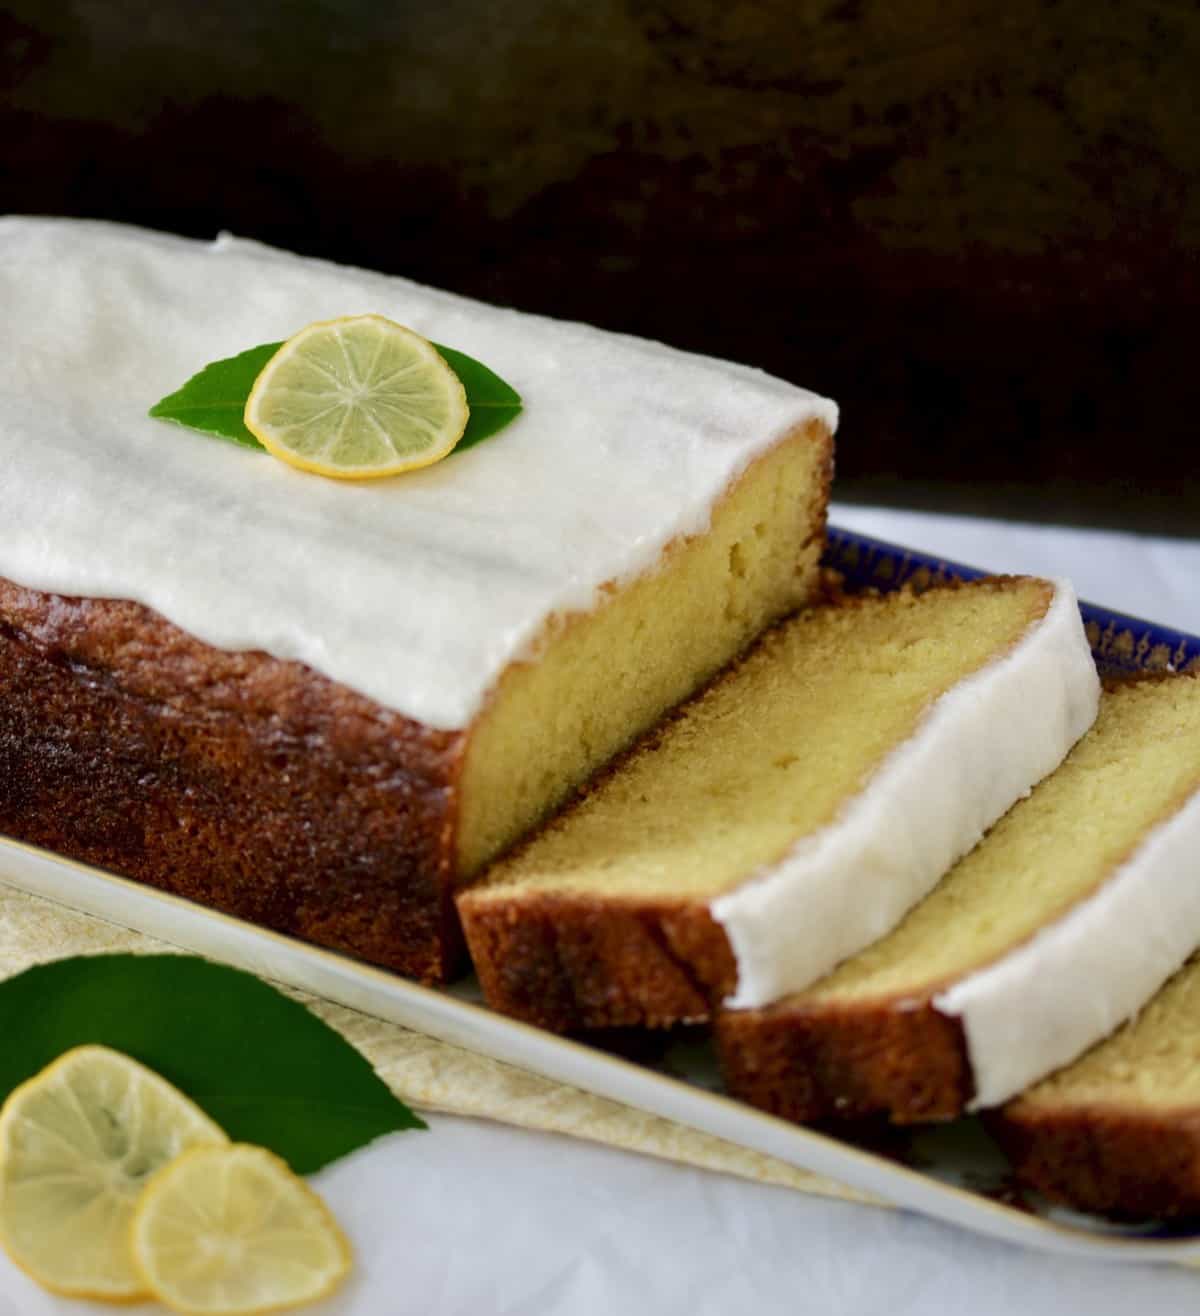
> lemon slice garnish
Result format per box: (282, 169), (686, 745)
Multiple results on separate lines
(131, 1143), (352, 1315)
(244, 314), (469, 479)
(0, 1045), (227, 1301)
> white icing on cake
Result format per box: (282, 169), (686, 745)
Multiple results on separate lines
(0, 217), (837, 731)
(713, 580), (1100, 1010)
(936, 782), (1200, 1109)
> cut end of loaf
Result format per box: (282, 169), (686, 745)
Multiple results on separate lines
(454, 418), (834, 880)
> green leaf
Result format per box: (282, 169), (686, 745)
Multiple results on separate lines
(149, 337), (522, 457)
(0, 955), (425, 1173)
(432, 343), (523, 451)
(149, 342), (282, 450)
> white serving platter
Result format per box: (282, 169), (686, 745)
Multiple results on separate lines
(3, 834), (1200, 1267)
(5, 525), (1200, 1265)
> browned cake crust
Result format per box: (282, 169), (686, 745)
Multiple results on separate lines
(463, 893), (737, 1031)
(988, 1103), (1200, 1220)
(715, 996), (973, 1124)
(0, 578), (467, 982)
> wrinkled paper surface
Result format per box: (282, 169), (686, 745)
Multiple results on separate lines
(0, 881), (868, 1204)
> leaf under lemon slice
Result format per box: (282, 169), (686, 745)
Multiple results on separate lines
(0, 954), (424, 1177)
(150, 342), (281, 450)
(244, 315), (469, 479)
(431, 341), (523, 452)
(150, 320), (522, 463)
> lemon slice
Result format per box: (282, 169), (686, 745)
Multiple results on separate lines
(131, 1143), (351, 1315)
(0, 1045), (227, 1301)
(244, 314), (469, 479)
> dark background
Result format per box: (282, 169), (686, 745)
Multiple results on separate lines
(4, 0), (1198, 533)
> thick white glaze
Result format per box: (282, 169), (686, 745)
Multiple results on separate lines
(0, 218), (837, 730)
(714, 580), (1100, 1009)
(936, 782), (1200, 1109)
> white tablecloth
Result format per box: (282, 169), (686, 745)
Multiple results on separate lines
(4, 505), (1200, 1316)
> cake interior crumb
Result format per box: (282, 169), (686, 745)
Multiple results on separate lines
(470, 576), (1052, 904)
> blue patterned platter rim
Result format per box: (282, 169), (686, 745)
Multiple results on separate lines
(823, 525), (1200, 678)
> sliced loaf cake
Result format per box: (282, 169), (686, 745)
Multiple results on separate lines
(717, 673), (1200, 1124)
(992, 948), (1200, 1219)
(459, 577), (1099, 1030)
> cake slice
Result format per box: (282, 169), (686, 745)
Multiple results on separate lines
(717, 674), (1200, 1124)
(458, 577), (1099, 1029)
(0, 218), (835, 982)
(992, 949), (1200, 1219)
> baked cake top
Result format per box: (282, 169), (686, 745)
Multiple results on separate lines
(0, 218), (836, 730)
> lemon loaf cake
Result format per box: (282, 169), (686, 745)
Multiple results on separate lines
(718, 674), (1200, 1124)
(458, 577), (1099, 1029)
(0, 217), (835, 982)
(993, 948), (1200, 1218)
